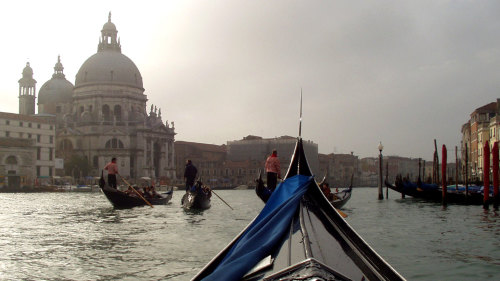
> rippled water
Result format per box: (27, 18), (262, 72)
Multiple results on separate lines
(0, 188), (498, 280)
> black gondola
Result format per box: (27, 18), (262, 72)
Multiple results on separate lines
(385, 178), (491, 205)
(181, 180), (211, 210)
(256, 172), (352, 209)
(192, 138), (405, 281)
(330, 187), (352, 209)
(98, 175), (173, 209)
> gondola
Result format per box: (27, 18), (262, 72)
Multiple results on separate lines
(254, 171), (273, 203)
(385, 177), (492, 205)
(98, 175), (173, 209)
(330, 187), (352, 209)
(181, 180), (211, 210)
(256, 172), (352, 209)
(193, 137), (405, 281)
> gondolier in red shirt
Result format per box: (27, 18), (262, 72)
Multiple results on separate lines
(265, 149), (281, 191)
(104, 157), (119, 189)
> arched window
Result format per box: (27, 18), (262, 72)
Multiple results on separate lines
(102, 105), (111, 121)
(105, 138), (124, 149)
(114, 105), (122, 121)
(5, 155), (17, 165)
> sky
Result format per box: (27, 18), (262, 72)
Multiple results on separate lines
(1, 0), (500, 161)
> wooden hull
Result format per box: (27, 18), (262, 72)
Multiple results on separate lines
(193, 139), (404, 281)
(100, 186), (173, 209)
(181, 191), (211, 210)
(330, 187), (352, 209)
(257, 178), (352, 209)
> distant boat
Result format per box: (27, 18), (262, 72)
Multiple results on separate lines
(193, 137), (405, 281)
(385, 178), (492, 205)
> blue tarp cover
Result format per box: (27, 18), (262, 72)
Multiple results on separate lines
(201, 174), (313, 281)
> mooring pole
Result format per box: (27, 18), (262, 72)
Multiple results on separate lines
(483, 141), (490, 210)
(385, 161), (389, 199)
(455, 146), (459, 190)
(378, 142), (384, 200)
(442, 145), (447, 206)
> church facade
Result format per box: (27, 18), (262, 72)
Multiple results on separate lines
(35, 13), (176, 182)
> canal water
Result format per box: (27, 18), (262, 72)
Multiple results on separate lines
(0, 188), (498, 280)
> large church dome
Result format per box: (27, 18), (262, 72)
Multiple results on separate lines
(75, 51), (143, 89)
(39, 56), (74, 104)
(74, 13), (143, 90)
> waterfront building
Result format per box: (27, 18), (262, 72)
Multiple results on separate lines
(318, 153), (359, 188)
(462, 100), (499, 181)
(174, 136), (318, 189)
(227, 135), (319, 176)
(358, 157), (378, 187)
(174, 140), (264, 188)
(33, 13), (176, 182)
(0, 112), (56, 188)
(174, 141), (226, 186)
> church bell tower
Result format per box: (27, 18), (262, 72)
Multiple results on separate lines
(18, 62), (37, 115)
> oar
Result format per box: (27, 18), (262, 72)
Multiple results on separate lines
(211, 190), (233, 210)
(119, 175), (153, 208)
(336, 208), (348, 218)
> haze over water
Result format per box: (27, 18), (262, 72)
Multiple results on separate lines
(0, 188), (498, 280)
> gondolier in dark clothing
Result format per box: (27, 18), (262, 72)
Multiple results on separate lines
(104, 157), (119, 189)
(265, 149), (281, 191)
(184, 159), (198, 191)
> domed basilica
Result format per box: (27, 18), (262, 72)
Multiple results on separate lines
(35, 13), (176, 181)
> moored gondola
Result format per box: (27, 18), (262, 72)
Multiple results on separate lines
(181, 180), (212, 210)
(192, 138), (405, 281)
(98, 174), (173, 209)
(385, 177), (491, 205)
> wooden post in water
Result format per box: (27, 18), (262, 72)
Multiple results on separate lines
(422, 160), (426, 183)
(416, 158), (421, 198)
(442, 145), (447, 206)
(493, 141), (499, 210)
(434, 139), (440, 184)
(385, 161), (389, 199)
(455, 146), (459, 190)
(483, 141), (490, 210)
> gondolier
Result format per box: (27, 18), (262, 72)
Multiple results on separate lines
(184, 159), (198, 191)
(104, 157), (119, 189)
(265, 149), (281, 191)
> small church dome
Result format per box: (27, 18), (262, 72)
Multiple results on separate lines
(38, 56), (74, 104)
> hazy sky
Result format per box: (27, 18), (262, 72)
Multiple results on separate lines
(1, 0), (499, 160)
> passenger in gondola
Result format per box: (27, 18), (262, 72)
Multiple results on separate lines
(142, 186), (152, 198)
(265, 149), (281, 191)
(184, 159), (198, 192)
(150, 185), (160, 198)
(321, 182), (334, 201)
(125, 185), (139, 197)
(104, 157), (119, 189)
(202, 185), (212, 198)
